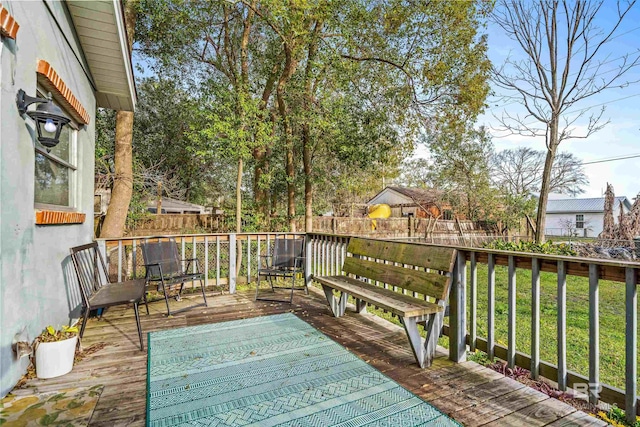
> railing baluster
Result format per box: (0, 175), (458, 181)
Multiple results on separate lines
(117, 240), (123, 283)
(305, 235), (312, 289)
(204, 236), (209, 289)
(589, 263), (599, 405)
(229, 234), (237, 294)
(625, 267), (637, 424)
(557, 260), (567, 391)
(192, 236), (197, 288)
(507, 255), (516, 369)
(216, 236), (220, 287)
(181, 237), (186, 272)
(247, 235), (251, 284)
(132, 239), (137, 279)
(470, 252), (477, 352)
(487, 253), (495, 360)
(531, 257), (540, 379)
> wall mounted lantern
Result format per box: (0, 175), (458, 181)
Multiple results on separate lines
(16, 89), (71, 151)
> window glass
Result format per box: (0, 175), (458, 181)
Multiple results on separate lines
(576, 214), (584, 229)
(33, 94), (75, 208)
(35, 152), (70, 206)
(46, 125), (70, 162)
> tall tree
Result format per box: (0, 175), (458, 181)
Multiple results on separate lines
(492, 147), (589, 196)
(492, 0), (640, 242)
(100, 0), (138, 237)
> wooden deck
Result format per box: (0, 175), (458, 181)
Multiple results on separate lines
(12, 287), (606, 426)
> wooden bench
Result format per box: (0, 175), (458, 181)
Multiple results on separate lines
(313, 237), (457, 368)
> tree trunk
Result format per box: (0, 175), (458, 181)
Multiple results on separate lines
(276, 46), (298, 232)
(535, 119), (559, 242)
(99, 0), (137, 238)
(100, 111), (134, 237)
(303, 125), (312, 232)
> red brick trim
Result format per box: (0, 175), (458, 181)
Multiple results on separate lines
(0, 3), (19, 39)
(35, 210), (86, 225)
(36, 60), (90, 124)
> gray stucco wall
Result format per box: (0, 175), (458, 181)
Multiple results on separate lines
(1, 1), (96, 397)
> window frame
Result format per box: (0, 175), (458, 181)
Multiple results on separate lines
(33, 88), (79, 211)
(575, 214), (585, 229)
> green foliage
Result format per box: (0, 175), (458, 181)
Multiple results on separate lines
(38, 325), (78, 343)
(467, 350), (490, 366)
(599, 405), (640, 427)
(482, 240), (576, 256)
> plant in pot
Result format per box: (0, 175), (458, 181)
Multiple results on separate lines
(34, 325), (79, 379)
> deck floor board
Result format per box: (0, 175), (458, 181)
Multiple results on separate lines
(10, 287), (604, 426)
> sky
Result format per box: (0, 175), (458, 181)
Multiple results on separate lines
(416, 2), (640, 201)
(482, 2), (640, 200)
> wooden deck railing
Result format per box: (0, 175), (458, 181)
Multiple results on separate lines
(96, 232), (304, 294)
(99, 231), (639, 423)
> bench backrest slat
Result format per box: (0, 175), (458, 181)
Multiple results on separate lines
(344, 238), (456, 301)
(347, 238), (455, 271)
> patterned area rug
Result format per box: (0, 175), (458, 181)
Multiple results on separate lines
(0, 385), (103, 426)
(147, 313), (459, 427)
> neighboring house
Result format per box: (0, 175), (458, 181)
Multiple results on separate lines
(147, 197), (208, 214)
(367, 186), (456, 219)
(1, 1), (135, 397)
(545, 197), (632, 237)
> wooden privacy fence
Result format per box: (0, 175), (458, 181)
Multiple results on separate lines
(99, 231), (640, 423)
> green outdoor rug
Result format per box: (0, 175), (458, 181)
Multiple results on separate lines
(147, 313), (459, 427)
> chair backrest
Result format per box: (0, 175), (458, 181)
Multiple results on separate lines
(344, 237), (456, 302)
(140, 238), (183, 278)
(272, 237), (304, 269)
(70, 242), (110, 308)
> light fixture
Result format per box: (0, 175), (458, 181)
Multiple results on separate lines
(16, 89), (71, 151)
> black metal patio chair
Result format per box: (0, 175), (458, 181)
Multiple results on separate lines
(70, 242), (148, 351)
(255, 236), (307, 303)
(140, 237), (208, 316)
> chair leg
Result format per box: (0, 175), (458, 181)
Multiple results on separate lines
(143, 291), (150, 315)
(289, 274), (295, 303)
(200, 278), (208, 306)
(79, 306), (90, 339)
(255, 273), (261, 300)
(161, 280), (171, 316)
(134, 302), (144, 351)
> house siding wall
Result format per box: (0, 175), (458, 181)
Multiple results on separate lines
(545, 205), (629, 238)
(1, 1), (96, 397)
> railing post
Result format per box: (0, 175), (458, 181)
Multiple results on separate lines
(229, 234), (237, 294)
(305, 234), (312, 289)
(507, 255), (516, 369)
(449, 251), (467, 363)
(588, 263), (599, 405)
(531, 257), (540, 379)
(470, 252), (477, 352)
(626, 267), (637, 424)
(557, 260), (567, 391)
(487, 253), (495, 361)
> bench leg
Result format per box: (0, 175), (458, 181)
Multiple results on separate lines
(321, 285), (347, 317)
(425, 306), (445, 362)
(402, 317), (429, 368)
(355, 299), (367, 314)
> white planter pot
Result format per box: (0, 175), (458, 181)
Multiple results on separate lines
(35, 335), (78, 379)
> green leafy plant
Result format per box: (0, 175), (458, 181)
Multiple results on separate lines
(37, 325), (79, 343)
(482, 240), (576, 256)
(597, 405), (640, 427)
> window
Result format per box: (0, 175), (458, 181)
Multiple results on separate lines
(34, 95), (77, 209)
(443, 210), (453, 220)
(576, 214), (584, 229)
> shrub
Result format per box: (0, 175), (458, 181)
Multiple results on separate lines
(482, 240), (576, 256)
